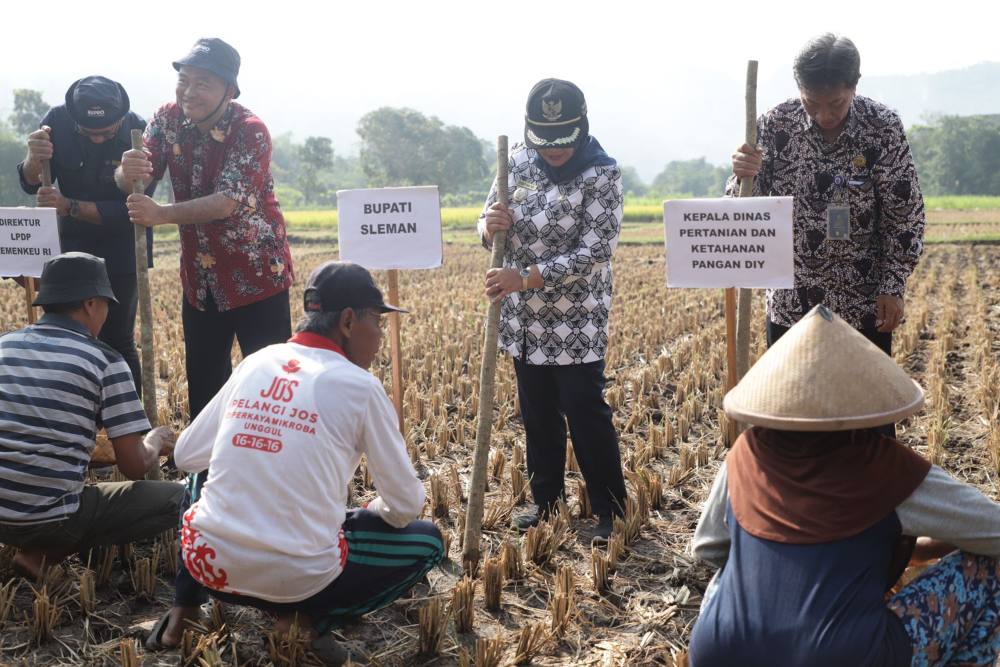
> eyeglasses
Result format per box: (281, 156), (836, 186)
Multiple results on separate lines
(75, 117), (124, 141)
(364, 309), (387, 332)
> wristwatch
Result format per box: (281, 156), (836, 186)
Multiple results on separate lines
(68, 199), (81, 218)
(519, 267), (531, 291)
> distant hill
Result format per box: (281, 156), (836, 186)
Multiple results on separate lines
(861, 62), (1000, 125)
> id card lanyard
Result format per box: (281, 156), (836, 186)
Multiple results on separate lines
(826, 174), (851, 241)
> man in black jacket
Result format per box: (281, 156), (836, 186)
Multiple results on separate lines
(17, 76), (152, 390)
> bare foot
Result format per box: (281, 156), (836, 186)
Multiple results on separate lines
(13, 549), (67, 580)
(160, 605), (201, 648)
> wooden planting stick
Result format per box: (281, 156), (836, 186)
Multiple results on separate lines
(22, 162), (56, 325)
(462, 136), (509, 574)
(735, 60), (759, 384)
(130, 129), (161, 480)
(387, 269), (405, 434)
(22, 275), (38, 325)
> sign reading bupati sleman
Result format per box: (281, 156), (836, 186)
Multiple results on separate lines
(663, 196), (794, 288)
(337, 186), (442, 270)
(0, 207), (60, 278)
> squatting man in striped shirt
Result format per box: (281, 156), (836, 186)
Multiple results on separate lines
(0, 252), (182, 579)
(155, 261), (443, 664)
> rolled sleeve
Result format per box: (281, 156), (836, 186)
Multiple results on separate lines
(874, 116), (925, 298)
(215, 119), (272, 213)
(539, 167), (622, 288)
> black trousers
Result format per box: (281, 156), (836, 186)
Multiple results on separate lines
(207, 509), (443, 634)
(175, 288), (291, 607)
(513, 359), (627, 518)
(766, 319), (895, 438)
(100, 272), (141, 397)
(181, 289), (292, 419)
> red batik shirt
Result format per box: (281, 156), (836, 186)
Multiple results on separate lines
(144, 102), (293, 311)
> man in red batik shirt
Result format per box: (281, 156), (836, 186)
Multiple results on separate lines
(116, 37), (294, 651)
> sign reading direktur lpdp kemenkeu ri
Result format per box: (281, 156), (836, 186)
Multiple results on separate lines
(0, 207), (60, 278)
(337, 186), (442, 270)
(663, 196), (793, 288)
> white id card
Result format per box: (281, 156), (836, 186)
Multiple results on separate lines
(826, 204), (851, 240)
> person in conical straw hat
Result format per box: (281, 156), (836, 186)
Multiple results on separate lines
(688, 304), (1000, 667)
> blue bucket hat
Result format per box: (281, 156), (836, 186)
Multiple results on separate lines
(173, 38), (241, 98)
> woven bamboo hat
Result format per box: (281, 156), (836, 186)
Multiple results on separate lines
(724, 305), (924, 431)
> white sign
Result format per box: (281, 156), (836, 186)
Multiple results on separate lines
(0, 207), (61, 278)
(664, 197), (794, 288)
(337, 186), (442, 270)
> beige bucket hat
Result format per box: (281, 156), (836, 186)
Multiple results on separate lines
(724, 305), (924, 431)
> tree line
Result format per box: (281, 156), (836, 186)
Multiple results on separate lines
(0, 89), (996, 210)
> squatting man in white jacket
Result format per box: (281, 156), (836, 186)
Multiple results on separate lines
(153, 261), (443, 666)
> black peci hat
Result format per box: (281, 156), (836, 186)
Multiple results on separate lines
(524, 78), (589, 150)
(33, 252), (118, 306)
(173, 38), (241, 98)
(303, 261), (407, 315)
(65, 76), (130, 129)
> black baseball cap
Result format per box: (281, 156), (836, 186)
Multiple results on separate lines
(173, 38), (241, 98)
(65, 76), (130, 130)
(303, 261), (407, 315)
(524, 78), (589, 149)
(33, 252), (118, 306)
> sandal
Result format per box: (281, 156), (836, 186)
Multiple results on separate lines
(145, 610), (173, 652)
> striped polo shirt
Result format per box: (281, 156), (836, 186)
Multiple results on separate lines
(0, 314), (150, 524)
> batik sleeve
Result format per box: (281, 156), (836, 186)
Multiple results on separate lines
(874, 115), (925, 298)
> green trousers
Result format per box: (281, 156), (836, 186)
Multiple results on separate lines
(0, 481), (183, 552)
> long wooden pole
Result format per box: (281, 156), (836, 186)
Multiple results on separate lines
(24, 162), (56, 325)
(130, 129), (161, 480)
(724, 289), (738, 382)
(735, 60), (759, 384)
(22, 277), (38, 324)
(387, 269), (405, 435)
(462, 135), (509, 574)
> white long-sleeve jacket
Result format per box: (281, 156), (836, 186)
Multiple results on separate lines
(174, 333), (425, 602)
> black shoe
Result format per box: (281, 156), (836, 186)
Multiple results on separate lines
(513, 506), (550, 532)
(591, 514), (615, 545)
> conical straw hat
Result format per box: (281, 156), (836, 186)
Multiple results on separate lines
(724, 305), (924, 431)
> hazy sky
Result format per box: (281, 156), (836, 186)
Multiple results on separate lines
(2, 0), (997, 179)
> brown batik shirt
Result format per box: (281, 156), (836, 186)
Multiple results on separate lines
(727, 96), (925, 331)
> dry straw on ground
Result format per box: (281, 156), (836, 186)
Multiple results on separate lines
(0, 242), (996, 665)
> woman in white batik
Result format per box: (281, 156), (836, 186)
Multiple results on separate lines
(478, 78), (627, 544)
